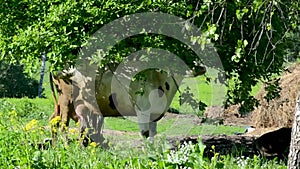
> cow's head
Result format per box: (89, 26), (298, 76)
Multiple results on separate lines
(50, 70), (74, 95)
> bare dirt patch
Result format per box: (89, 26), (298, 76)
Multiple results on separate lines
(204, 105), (253, 127)
(223, 105), (253, 126)
(102, 113), (201, 149)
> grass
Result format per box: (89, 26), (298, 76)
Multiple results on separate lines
(0, 107), (287, 168)
(104, 117), (245, 136)
(0, 98), (287, 168)
(104, 117), (140, 132)
(170, 68), (227, 115)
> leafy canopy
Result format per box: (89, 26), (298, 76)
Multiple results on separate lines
(0, 0), (299, 112)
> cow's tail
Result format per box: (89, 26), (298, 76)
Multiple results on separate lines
(50, 72), (59, 117)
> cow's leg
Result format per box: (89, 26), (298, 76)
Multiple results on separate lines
(86, 111), (104, 144)
(76, 105), (104, 146)
(50, 104), (60, 121)
(136, 91), (166, 142)
(137, 113), (158, 143)
(137, 110), (150, 138)
(148, 113), (164, 143)
(70, 109), (79, 123)
(135, 95), (152, 139)
(59, 102), (71, 144)
(148, 121), (157, 143)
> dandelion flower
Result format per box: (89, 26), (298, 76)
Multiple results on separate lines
(50, 116), (61, 126)
(65, 145), (70, 149)
(69, 128), (76, 134)
(90, 142), (97, 148)
(24, 119), (38, 131)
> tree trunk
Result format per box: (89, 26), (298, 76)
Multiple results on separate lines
(288, 91), (300, 169)
(38, 52), (46, 98)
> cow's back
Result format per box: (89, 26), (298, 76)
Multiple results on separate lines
(94, 69), (181, 117)
(95, 70), (136, 116)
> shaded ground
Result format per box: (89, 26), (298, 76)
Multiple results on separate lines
(102, 113), (199, 149)
(101, 111), (248, 150)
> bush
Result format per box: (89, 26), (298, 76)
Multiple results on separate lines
(0, 61), (43, 98)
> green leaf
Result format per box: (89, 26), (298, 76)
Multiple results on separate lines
(243, 40), (248, 47)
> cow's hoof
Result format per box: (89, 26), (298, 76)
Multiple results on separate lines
(99, 140), (110, 149)
(140, 130), (150, 138)
(80, 136), (108, 148)
(147, 137), (154, 144)
(81, 136), (90, 147)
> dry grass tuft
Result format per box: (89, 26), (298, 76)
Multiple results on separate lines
(252, 63), (300, 128)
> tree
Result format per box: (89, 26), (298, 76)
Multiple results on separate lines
(289, 92), (300, 168)
(38, 52), (47, 98)
(0, 0), (298, 112)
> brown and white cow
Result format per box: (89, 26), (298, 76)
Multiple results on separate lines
(50, 64), (206, 144)
(49, 72), (79, 141)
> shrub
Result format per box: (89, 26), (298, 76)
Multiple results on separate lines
(0, 61), (43, 98)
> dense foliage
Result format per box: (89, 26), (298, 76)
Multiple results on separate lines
(0, 0), (299, 111)
(0, 61), (42, 98)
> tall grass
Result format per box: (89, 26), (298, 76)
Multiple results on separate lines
(0, 99), (287, 168)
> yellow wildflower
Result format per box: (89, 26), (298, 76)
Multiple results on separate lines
(108, 141), (113, 147)
(50, 116), (61, 126)
(90, 142), (97, 148)
(211, 145), (215, 150)
(69, 128), (77, 134)
(24, 119), (38, 131)
(75, 121), (81, 127)
(39, 128), (45, 135)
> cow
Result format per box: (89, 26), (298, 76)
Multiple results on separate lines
(50, 63), (206, 145)
(49, 72), (79, 142)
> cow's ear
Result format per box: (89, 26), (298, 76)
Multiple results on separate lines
(56, 71), (66, 79)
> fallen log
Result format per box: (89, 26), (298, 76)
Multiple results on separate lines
(204, 128), (292, 161)
(201, 135), (257, 159)
(171, 127), (291, 161)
